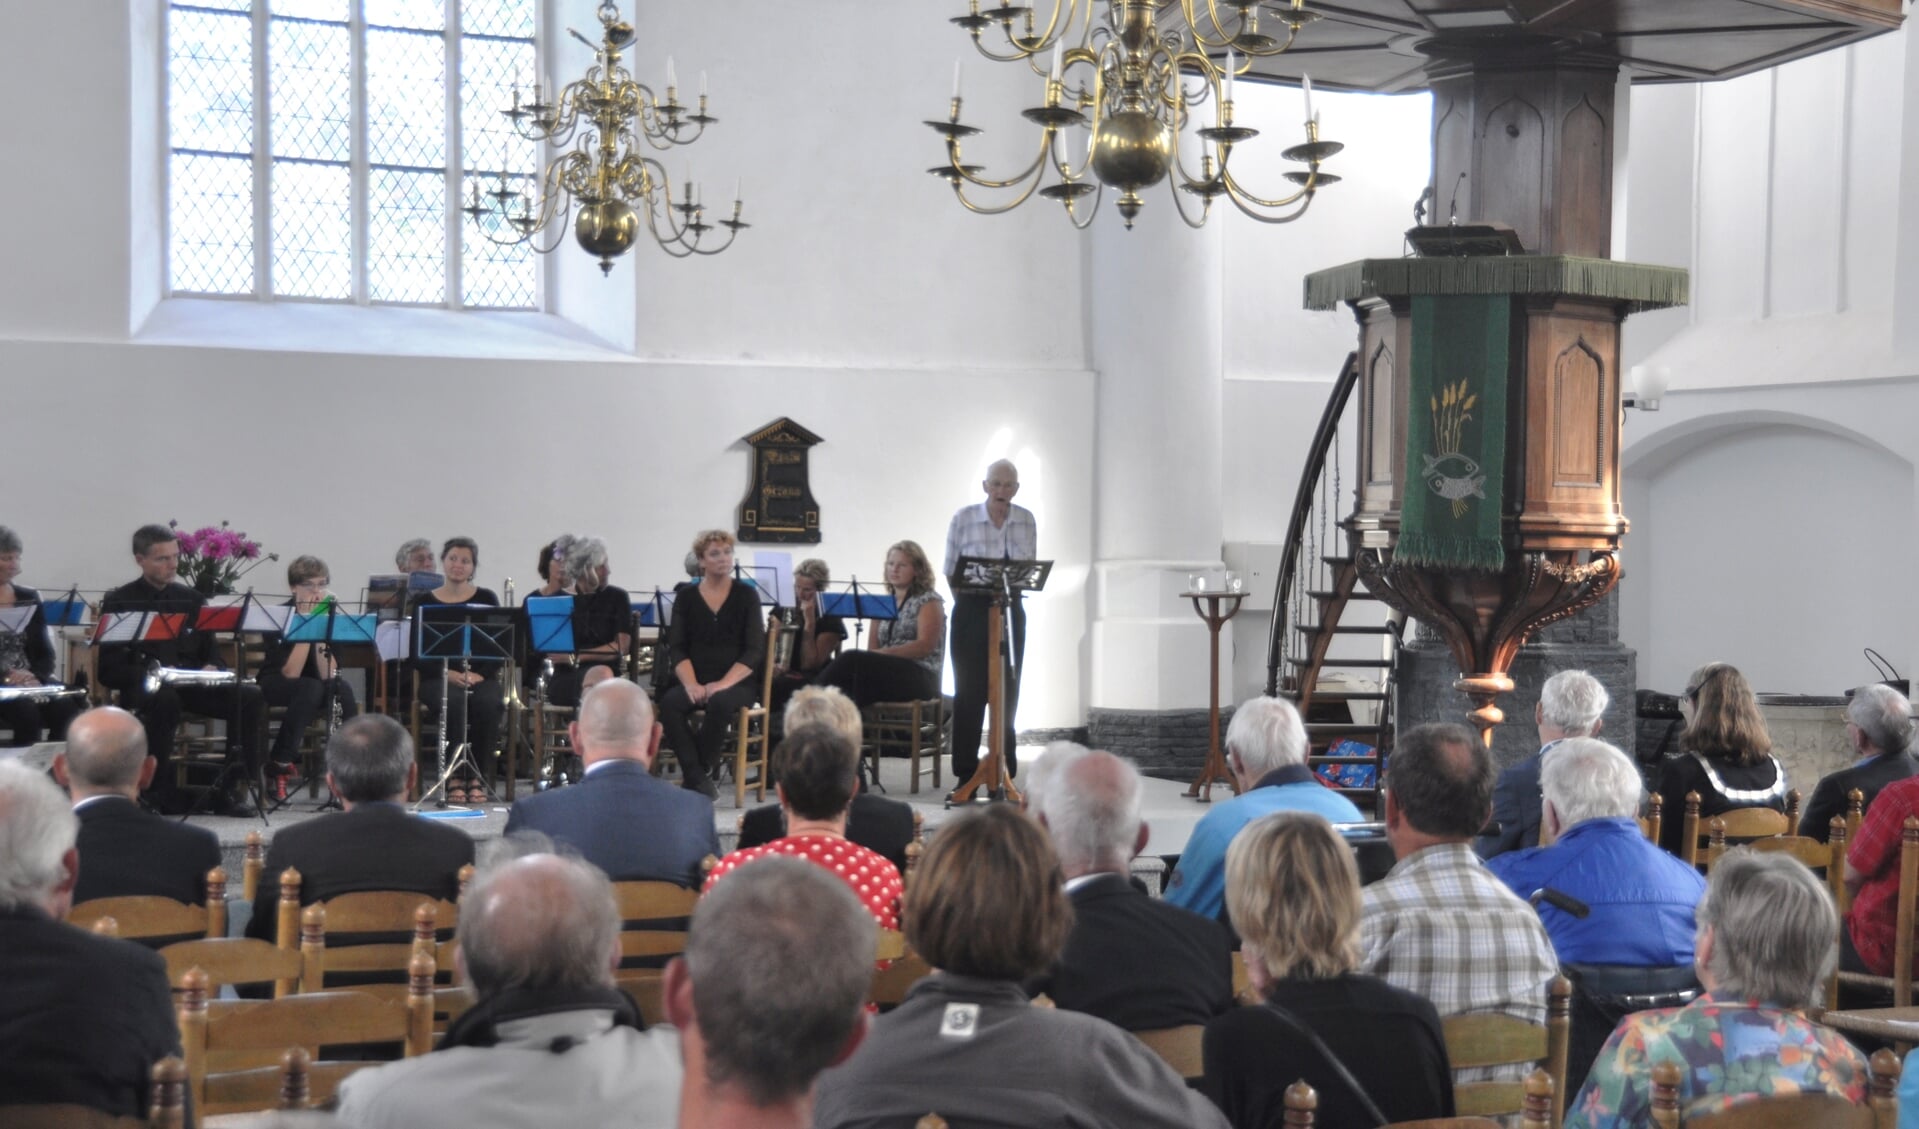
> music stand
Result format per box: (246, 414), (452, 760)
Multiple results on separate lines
(947, 556), (1052, 806)
(817, 579), (898, 652)
(413, 604), (515, 810)
(731, 563), (785, 609)
(524, 595), (577, 655)
(181, 591), (280, 826)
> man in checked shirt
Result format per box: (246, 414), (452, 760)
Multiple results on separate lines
(1360, 722), (1560, 1089)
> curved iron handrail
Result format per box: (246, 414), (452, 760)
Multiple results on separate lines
(1264, 352), (1361, 696)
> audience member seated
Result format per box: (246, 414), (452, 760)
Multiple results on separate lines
(258, 555), (361, 789)
(1842, 750), (1919, 980)
(1207, 811), (1454, 1128)
(1655, 661), (1788, 855)
(767, 557), (846, 717)
(394, 538), (435, 576)
(54, 705), (220, 906)
(1164, 695), (1362, 922)
(245, 715), (475, 943)
(659, 529), (766, 800)
(98, 522), (267, 816)
(667, 856), (874, 1129)
(1477, 669), (1609, 859)
(337, 847), (682, 1128)
(809, 540), (946, 709)
(1028, 750), (1235, 1029)
(813, 805), (1230, 1129)
(737, 687), (916, 871)
(1802, 683), (1915, 843)
(705, 725), (902, 940)
(1360, 722), (1559, 1087)
(0, 760), (182, 1121)
(0, 524), (83, 747)
(504, 679), (718, 886)
(1019, 739), (1090, 815)
(1566, 851), (1866, 1126)
(1488, 738), (1706, 966)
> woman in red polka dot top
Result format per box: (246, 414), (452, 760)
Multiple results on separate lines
(704, 724), (903, 945)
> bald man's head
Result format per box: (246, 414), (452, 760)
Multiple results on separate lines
(571, 678), (659, 768)
(58, 707), (151, 799)
(458, 852), (620, 997)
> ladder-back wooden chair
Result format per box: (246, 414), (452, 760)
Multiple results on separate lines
(1646, 1050), (1899, 1128)
(1278, 1076), (1542, 1127)
(1441, 976), (1571, 1129)
(863, 697), (946, 794)
(1679, 792), (1791, 868)
(68, 865), (228, 947)
(269, 864), (468, 998)
(1818, 816), (1919, 1048)
(161, 903), (323, 998)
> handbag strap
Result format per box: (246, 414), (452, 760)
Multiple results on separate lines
(1259, 1000), (1391, 1128)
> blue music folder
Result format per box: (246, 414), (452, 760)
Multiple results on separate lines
(820, 591), (898, 620)
(525, 595), (576, 652)
(40, 600), (88, 627)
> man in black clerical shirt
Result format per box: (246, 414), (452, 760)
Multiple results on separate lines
(97, 523), (267, 815)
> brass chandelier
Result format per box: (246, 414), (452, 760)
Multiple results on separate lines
(464, 1), (745, 274)
(928, 0), (1342, 228)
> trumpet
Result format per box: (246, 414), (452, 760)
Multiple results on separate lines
(143, 660), (248, 696)
(0, 683), (87, 704)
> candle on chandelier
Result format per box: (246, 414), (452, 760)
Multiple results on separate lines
(733, 177), (742, 203)
(1050, 42), (1062, 83)
(1302, 74), (1314, 125)
(1224, 50), (1236, 105)
(667, 56), (678, 92)
(700, 71), (708, 99)
(953, 60), (963, 100)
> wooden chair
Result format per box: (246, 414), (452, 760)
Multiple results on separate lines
(609, 878), (701, 967)
(731, 620), (782, 807)
(68, 865), (228, 946)
(1849, 788), (1868, 843)
(1278, 1075), (1540, 1127)
(161, 903), (323, 997)
(868, 929), (933, 1009)
(269, 865), (464, 998)
(1133, 1024), (1205, 1083)
(1441, 976), (1571, 1129)
(241, 636), (328, 797)
(862, 697), (945, 794)
(1704, 816), (1850, 895)
(1637, 794), (1664, 844)
(1679, 793), (1791, 867)
(177, 956), (433, 1126)
(243, 830), (264, 905)
(1819, 816), (1919, 1047)
(1646, 1050), (1899, 1127)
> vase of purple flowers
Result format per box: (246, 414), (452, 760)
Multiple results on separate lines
(170, 520), (276, 596)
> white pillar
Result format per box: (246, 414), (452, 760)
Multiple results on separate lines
(1087, 200), (1228, 710)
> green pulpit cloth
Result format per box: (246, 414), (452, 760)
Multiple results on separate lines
(1399, 295), (1510, 571)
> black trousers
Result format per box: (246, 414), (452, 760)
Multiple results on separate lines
(813, 651), (939, 710)
(0, 692), (83, 747)
(949, 593), (1024, 780)
(119, 679), (269, 794)
(258, 673), (360, 764)
(418, 673), (504, 777)
(658, 681), (759, 785)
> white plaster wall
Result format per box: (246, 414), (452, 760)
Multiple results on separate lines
(0, 338), (1095, 727)
(1620, 380), (1919, 696)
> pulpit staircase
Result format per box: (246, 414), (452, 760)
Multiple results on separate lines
(1265, 354), (1402, 817)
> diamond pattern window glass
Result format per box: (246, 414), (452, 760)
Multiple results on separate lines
(166, 0), (537, 309)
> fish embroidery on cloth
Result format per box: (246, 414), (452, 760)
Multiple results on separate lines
(1424, 380), (1482, 517)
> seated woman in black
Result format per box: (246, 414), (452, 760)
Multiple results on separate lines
(543, 536), (632, 708)
(0, 524), (83, 747)
(1655, 660), (1787, 856)
(259, 555), (361, 787)
(517, 535), (573, 700)
(1204, 811), (1454, 1129)
(410, 537), (503, 804)
(767, 557), (846, 718)
(811, 541), (945, 708)
(659, 530), (766, 798)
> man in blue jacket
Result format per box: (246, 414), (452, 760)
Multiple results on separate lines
(506, 678), (719, 886)
(1487, 738), (1704, 967)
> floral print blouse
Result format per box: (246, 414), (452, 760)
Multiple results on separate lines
(1564, 994), (1867, 1128)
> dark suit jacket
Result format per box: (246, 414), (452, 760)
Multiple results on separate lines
(244, 802), (475, 942)
(0, 905), (182, 1119)
(504, 760), (720, 887)
(1802, 752), (1917, 842)
(1476, 744), (1552, 860)
(738, 791), (916, 873)
(73, 795), (222, 906)
(1025, 872), (1236, 1031)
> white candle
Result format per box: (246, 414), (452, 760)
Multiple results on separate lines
(1050, 42), (1063, 82)
(667, 56), (677, 91)
(1224, 50), (1235, 104)
(953, 60), (963, 100)
(1302, 73), (1314, 123)
(700, 71), (708, 98)
(733, 177), (742, 202)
